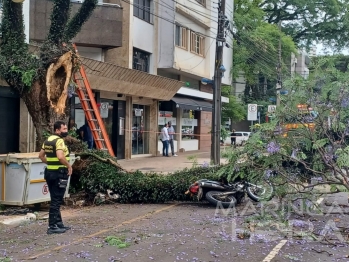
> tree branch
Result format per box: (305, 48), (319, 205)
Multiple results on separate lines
(63, 0), (98, 42)
(47, 0), (71, 44)
(0, 0), (26, 55)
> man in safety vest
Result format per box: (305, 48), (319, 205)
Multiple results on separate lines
(39, 121), (73, 234)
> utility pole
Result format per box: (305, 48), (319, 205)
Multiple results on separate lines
(211, 0), (226, 165)
(276, 20), (282, 106)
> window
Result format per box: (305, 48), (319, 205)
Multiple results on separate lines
(195, 0), (205, 6)
(175, 25), (188, 49)
(190, 32), (205, 56)
(134, 0), (151, 23)
(133, 48), (150, 73)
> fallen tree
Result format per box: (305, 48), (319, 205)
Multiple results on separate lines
(65, 140), (220, 204)
(218, 56), (349, 208)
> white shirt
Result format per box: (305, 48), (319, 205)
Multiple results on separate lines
(161, 127), (169, 141)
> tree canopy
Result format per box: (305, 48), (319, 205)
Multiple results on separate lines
(231, 0), (296, 105)
(260, 0), (349, 50)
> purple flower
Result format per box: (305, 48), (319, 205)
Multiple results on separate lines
(265, 170), (273, 179)
(267, 141), (280, 154)
(202, 161), (209, 168)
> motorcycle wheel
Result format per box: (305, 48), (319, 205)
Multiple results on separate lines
(246, 180), (274, 202)
(205, 191), (237, 208)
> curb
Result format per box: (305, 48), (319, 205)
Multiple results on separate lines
(0, 213), (36, 226)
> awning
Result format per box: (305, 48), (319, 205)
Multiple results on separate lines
(171, 96), (212, 111)
(82, 57), (184, 100)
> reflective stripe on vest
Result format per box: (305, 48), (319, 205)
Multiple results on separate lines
(44, 135), (70, 170)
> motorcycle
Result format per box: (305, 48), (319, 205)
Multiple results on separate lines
(185, 178), (274, 208)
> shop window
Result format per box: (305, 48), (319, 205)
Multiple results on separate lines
(133, 48), (150, 73)
(181, 109), (198, 140)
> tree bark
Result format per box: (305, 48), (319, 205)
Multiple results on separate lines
(22, 52), (74, 150)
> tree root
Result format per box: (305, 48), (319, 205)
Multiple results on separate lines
(77, 152), (130, 173)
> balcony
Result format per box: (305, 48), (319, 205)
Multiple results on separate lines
(29, 0), (123, 48)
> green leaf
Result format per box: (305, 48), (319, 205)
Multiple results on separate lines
(313, 139), (328, 149)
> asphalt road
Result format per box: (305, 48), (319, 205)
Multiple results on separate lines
(1, 199), (349, 262)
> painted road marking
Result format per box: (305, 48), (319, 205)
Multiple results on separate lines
(27, 204), (178, 260)
(262, 239), (287, 262)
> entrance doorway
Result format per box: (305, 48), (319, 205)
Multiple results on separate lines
(132, 104), (149, 155)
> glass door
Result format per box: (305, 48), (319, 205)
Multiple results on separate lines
(132, 104), (149, 155)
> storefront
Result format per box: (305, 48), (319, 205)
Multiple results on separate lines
(158, 95), (212, 153)
(0, 86), (20, 154)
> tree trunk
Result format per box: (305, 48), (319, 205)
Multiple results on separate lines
(21, 52), (74, 151)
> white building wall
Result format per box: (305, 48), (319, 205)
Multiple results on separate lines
(132, 17), (154, 54)
(23, 0), (30, 43)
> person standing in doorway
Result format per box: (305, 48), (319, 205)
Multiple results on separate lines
(39, 121), (72, 234)
(161, 123), (169, 157)
(79, 121), (93, 149)
(167, 121), (178, 157)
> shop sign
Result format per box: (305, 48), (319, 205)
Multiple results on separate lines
(158, 117), (176, 126)
(182, 118), (198, 126)
(135, 109), (142, 117)
(159, 111), (173, 117)
(100, 102), (109, 118)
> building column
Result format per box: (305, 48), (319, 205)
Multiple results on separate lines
(149, 100), (159, 156)
(176, 108), (182, 152)
(125, 96), (133, 159)
(19, 100), (36, 153)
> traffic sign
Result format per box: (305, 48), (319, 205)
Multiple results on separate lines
(247, 104), (257, 121)
(268, 105), (276, 113)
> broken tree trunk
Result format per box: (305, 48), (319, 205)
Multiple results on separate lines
(21, 51), (75, 150)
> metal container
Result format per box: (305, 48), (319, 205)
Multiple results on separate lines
(0, 153), (78, 206)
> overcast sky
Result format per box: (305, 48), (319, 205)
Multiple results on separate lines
(316, 43), (349, 56)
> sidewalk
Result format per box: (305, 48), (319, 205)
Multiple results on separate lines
(118, 150), (227, 173)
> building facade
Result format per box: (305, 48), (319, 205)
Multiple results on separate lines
(156, 0), (232, 152)
(1, 0), (232, 158)
(1, 0), (184, 159)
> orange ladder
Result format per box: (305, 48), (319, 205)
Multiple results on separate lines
(72, 44), (115, 157)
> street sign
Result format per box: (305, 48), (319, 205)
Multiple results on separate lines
(280, 90), (288, 95)
(268, 105), (276, 113)
(247, 104), (257, 121)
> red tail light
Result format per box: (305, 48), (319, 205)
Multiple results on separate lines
(189, 185), (199, 194)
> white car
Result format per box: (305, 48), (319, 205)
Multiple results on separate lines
(222, 131), (251, 146)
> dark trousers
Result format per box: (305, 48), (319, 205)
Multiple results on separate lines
(162, 140), (169, 156)
(84, 140), (93, 149)
(169, 139), (175, 155)
(45, 170), (68, 227)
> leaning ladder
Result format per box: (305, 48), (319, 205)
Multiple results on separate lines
(72, 44), (115, 157)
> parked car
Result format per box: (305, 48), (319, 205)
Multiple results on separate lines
(221, 131), (251, 146)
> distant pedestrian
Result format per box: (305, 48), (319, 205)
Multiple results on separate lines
(79, 122), (93, 149)
(231, 129), (236, 147)
(161, 123), (169, 157)
(167, 121), (178, 157)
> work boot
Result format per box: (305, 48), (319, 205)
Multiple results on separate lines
(47, 225), (66, 235)
(56, 222), (71, 230)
